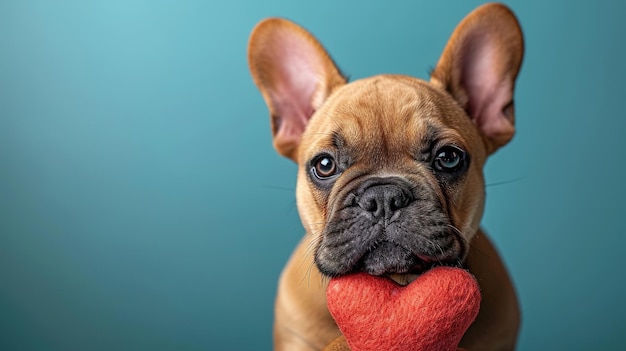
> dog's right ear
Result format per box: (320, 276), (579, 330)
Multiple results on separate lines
(248, 18), (347, 162)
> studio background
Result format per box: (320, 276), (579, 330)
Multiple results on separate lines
(1, 1), (624, 350)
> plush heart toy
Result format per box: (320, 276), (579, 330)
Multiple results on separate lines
(326, 267), (481, 351)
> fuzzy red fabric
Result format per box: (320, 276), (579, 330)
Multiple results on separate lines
(326, 267), (481, 351)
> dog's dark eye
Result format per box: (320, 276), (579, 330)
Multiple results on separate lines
(433, 146), (465, 172)
(313, 155), (337, 179)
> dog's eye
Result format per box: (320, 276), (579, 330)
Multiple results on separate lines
(312, 155), (337, 179)
(433, 146), (465, 172)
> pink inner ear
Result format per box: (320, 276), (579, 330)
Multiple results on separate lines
(267, 32), (323, 151)
(459, 35), (515, 144)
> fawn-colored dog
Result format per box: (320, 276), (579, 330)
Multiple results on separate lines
(248, 3), (524, 350)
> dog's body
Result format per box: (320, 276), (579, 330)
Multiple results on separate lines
(248, 3), (524, 350)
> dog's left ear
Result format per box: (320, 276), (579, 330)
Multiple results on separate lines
(431, 3), (524, 154)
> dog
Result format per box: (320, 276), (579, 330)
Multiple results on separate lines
(248, 3), (524, 350)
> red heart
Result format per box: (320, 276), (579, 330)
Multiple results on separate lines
(326, 267), (481, 351)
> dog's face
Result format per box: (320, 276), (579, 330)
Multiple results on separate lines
(249, 4), (523, 283)
(297, 76), (487, 279)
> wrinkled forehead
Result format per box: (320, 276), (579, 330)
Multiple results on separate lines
(300, 75), (482, 163)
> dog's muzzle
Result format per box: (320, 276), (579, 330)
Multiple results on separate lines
(314, 176), (465, 280)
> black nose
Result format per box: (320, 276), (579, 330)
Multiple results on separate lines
(357, 183), (413, 219)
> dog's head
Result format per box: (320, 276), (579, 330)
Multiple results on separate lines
(248, 3), (523, 282)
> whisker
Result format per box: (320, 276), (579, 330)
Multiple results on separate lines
(447, 223), (471, 259)
(486, 177), (524, 187)
(298, 257), (317, 288)
(296, 228), (327, 287)
(447, 224), (464, 237)
(455, 257), (465, 268)
(305, 260), (315, 287)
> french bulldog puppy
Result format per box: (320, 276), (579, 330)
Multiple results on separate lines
(248, 3), (524, 350)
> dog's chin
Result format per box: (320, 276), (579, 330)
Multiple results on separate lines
(316, 240), (466, 286)
(355, 242), (464, 286)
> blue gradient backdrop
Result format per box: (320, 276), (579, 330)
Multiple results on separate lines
(1, 1), (624, 350)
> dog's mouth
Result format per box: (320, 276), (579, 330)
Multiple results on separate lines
(386, 272), (422, 286)
(353, 240), (463, 286)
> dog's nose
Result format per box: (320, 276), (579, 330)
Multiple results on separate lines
(357, 184), (412, 219)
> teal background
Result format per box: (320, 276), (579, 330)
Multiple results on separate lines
(1, 0), (624, 350)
